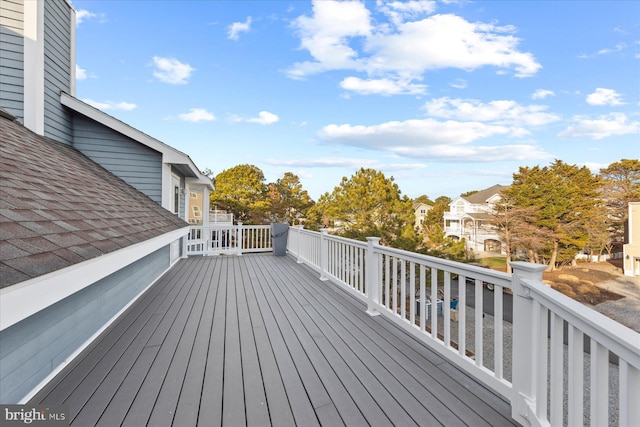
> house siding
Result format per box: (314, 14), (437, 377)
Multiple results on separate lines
(0, 0), (25, 121)
(42, 0), (72, 144)
(72, 113), (164, 204)
(0, 245), (172, 403)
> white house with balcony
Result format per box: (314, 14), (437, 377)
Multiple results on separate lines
(444, 184), (506, 254)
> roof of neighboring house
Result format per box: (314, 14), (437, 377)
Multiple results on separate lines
(412, 202), (432, 210)
(0, 112), (188, 289)
(461, 184), (507, 204)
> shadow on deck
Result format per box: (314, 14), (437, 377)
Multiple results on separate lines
(29, 254), (517, 426)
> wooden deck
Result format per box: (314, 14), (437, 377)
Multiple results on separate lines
(29, 254), (517, 426)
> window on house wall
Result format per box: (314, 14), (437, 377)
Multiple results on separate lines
(173, 185), (179, 215)
(188, 188), (204, 225)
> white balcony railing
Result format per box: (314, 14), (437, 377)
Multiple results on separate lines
(185, 223), (272, 256)
(286, 226), (640, 427)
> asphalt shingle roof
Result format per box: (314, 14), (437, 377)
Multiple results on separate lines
(0, 114), (188, 288)
(462, 184), (507, 204)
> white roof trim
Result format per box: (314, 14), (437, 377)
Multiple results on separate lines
(187, 174), (215, 190)
(60, 93), (204, 178)
(0, 227), (189, 331)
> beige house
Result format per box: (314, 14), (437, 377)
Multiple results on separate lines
(413, 202), (433, 230)
(623, 202), (640, 276)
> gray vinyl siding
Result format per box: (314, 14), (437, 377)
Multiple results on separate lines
(0, 245), (172, 403)
(42, 0), (72, 144)
(72, 113), (164, 203)
(0, 0), (24, 121)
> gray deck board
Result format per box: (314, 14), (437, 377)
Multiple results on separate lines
(29, 254), (517, 426)
(278, 255), (492, 426)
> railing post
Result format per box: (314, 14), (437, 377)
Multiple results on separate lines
(296, 225), (304, 264)
(365, 237), (381, 316)
(320, 229), (329, 281)
(182, 232), (188, 258)
(237, 222), (243, 256)
(510, 261), (547, 426)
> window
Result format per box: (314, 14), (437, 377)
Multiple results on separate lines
(171, 173), (181, 216)
(173, 185), (179, 214)
(188, 188), (204, 225)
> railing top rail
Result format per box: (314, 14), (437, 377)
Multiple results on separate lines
(374, 244), (512, 288)
(523, 276), (640, 368)
(324, 233), (368, 249)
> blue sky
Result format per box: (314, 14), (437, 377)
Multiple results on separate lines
(72, 0), (639, 200)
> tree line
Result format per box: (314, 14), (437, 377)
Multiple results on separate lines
(207, 159), (639, 270)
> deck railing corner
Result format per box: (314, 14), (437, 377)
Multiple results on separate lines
(509, 261), (547, 426)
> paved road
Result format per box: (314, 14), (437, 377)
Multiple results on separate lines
(450, 278), (514, 323)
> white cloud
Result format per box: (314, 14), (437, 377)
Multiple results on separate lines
(384, 163), (428, 171)
(532, 89), (554, 100)
(579, 42), (627, 59)
(75, 64), (96, 80)
(152, 56), (195, 84)
(378, 0), (437, 26)
(597, 42), (626, 55)
(76, 9), (97, 25)
(228, 16), (252, 40)
(263, 157), (379, 168)
(248, 111), (279, 125)
(320, 119), (516, 147)
(316, 118), (550, 162)
(288, 3), (541, 88)
(288, 0), (372, 79)
(582, 162), (609, 174)
(76, 64), (87, 80)
(82, 99), (137, 111)
(178, 108), (216, 122)
(559, 113), (640, 139)
(450, 79), (468, 89)
(232, 111), (280, 125)
(423, 97), (561, 126)
(339, 76), (426, 95)
(586, 88), (624, 106)
(366, 14), (540, 77)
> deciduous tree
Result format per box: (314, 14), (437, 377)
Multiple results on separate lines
(210, 164), (269, 223)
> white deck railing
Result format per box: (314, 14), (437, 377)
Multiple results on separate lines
(185, 223), (273, 256)
(286, 226), (640, 427)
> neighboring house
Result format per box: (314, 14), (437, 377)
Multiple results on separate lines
(413, 202), (432, 231)
(623, 202), (640, 277)
(444, 184), (506, 254)
(0, 0), (212, 402)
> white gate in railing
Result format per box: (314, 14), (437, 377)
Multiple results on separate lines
(186, 223), (272, 256)
(286, 226), (640, 427)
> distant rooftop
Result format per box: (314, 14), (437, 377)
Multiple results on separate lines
(461, 184), (507, 204)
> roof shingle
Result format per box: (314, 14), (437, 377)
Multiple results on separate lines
(0, 115), (188, 288)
